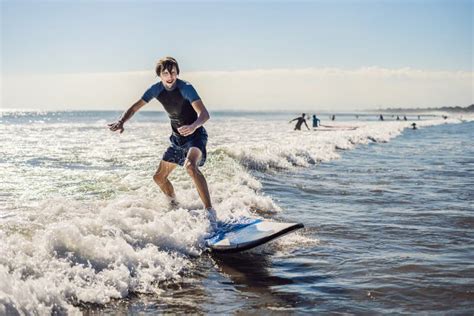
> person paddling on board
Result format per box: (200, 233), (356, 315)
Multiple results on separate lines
(289, 113), (310, 130)
(108, 56), (217, 226)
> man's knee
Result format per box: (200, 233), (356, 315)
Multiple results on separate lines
(153, 171), (168, 185)
(185, 160), (200, 178)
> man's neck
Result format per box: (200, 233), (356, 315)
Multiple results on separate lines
(163, 80), (178, 91)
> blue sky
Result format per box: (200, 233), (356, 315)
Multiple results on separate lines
(2, 0), (472, 74)
(1, 0), (472, 110)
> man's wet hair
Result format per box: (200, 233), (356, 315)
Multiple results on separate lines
(155, 57), (180, 76)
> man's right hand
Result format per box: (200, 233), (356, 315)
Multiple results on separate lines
(108, 121), (124, 133)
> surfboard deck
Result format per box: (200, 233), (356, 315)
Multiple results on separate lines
(314, 127), (358, 131)
(206, 218), (304, 253)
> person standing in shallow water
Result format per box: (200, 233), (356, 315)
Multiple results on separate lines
(312, 114), (320, 128)
(290, 113), (310, 130)
(108, 57), (217, 225)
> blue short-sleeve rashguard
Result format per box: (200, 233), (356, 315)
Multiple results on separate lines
(141, 79), (201, 134)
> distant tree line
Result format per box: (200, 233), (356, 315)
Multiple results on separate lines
(383, 104), (474, 113)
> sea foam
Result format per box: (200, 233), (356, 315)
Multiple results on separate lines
(0, 113), (471, 313)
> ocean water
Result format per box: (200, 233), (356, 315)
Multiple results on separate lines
(0, 111), (472, 314)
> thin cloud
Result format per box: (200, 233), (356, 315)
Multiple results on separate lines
(2, 67), (472, 111)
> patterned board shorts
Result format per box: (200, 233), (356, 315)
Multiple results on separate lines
(162, 127), (208, 166)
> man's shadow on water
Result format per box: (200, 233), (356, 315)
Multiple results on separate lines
(212, 251), (290, 288)
(210, 251), (312, 307)
(210, 244), (347, 311)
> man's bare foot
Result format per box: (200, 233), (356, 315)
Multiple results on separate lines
(206, 207), (218, 230)
(167, 197), (179, 210)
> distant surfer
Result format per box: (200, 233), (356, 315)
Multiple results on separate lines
(312, 114), (320, 128)
(412, 123), (417, 130)
(379, 114), (384, 121)
(289, 113), (310, 130)
(108, 56), (217, 226)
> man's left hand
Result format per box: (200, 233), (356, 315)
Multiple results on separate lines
(177, 124), (197, 137)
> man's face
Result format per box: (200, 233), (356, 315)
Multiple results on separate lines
(160, 66), (178, 89)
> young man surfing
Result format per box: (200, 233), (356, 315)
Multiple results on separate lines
(108, 57), (217, 226)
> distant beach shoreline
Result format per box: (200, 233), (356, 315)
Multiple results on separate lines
(373, 104), (474, 114)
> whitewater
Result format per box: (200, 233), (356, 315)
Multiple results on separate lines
(0, 111), (471, 314)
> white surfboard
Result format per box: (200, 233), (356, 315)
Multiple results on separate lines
(314, 127), (358, 131)
(206, 218), (304, 253)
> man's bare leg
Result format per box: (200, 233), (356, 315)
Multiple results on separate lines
(184, 147), (212, 209)
(153, 160), (178, 200)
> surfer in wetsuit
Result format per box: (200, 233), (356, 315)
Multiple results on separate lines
(290, 113), (310, 130)
(108, 57), (217, 225)
(312, 114), (320, 128)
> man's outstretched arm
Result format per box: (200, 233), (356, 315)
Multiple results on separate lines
(304, 120), (310, 130)
(108, 99), (147, 133)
